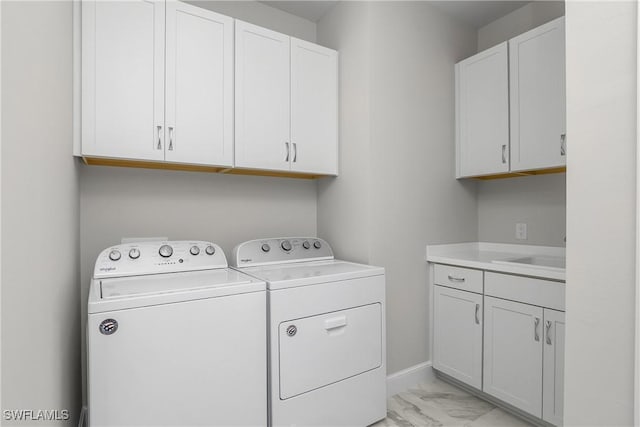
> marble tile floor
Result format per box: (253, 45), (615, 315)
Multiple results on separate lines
(372, 377), (534, 427)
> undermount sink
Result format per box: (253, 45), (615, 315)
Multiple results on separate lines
(492, 255), (565, 271)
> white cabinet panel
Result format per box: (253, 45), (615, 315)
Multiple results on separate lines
(483, 296), (543, 417)
(165, 2), (233, 166)
(433, 286), (483, 389)
(290, 38), (338, 175)
(543, 308), (565, 426)
(82, 0), (165, 161)
(235, 20), (290, 171)
(509, 17), (566, 172)
(456, 42), (509, 178)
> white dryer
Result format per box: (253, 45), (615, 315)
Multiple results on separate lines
(87, 240), (267, 427)
(230, 237), (387, 427)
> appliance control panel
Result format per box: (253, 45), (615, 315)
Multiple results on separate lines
(93, 241), (227, 279)
(230, 237), (333, 267)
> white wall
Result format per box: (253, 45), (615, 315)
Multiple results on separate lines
(78, 2), (318, 404)
(564, 2), (637, 425)
(475, 1), (566, 247)
(1, 1), (80, 425)
(317, 1), (478, 375)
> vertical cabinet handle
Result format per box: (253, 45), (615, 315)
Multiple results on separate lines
(285, 142), (290, 162)
(156, 125), (163, 150)
(545, 320), (552, 345)
(560, 134), (566, 156)
(534, 317), (540, 342)
(168, 127), (174, 151)
(501, 145), (507, 164)
(293, 143), (297, 162)
(475, 304), (480, 324)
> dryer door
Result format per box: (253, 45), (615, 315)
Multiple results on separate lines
(278, 303), (382, 399)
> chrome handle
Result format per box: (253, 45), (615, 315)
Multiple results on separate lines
(168, 127), (174, 151)
(156, 125), (162, 150)
(293, 142), (297, 162)
(501, 144), (507, 164)
(534, 317), (540, 342)
(447, 275), (465, 283)
(560, 134), (566, 156)
(545, 320), (552, 345)
(475, 304), (480, 324)
(285, 142), (290, 162)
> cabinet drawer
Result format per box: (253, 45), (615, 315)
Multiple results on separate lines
(434, 265), (483, 294)
(485, 272), (565, 311)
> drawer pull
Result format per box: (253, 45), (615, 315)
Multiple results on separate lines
(534, 317), (540, 342)
(447, 275), (466, 283)
(545, 320), (552, 345)
(475, 304), (480, 324)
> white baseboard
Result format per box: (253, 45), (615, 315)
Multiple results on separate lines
(386, 361), (434, 397)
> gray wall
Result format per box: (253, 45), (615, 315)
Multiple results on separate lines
(317, 1), (478, 375)
(1, 1), (81, 425)
(79, 1), (318, 405)
(476, 1), (566, 246)
(564, 1), (637, 425)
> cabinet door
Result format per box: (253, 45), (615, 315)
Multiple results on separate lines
(543, 309), (565, 426)
(82, 0), (165, 161)
(165, 2), (233, 167)
(509, 17), (566, 172)
(235, 21), (290, 171)
(483, 296), (543, 417)
(433, 286), (483, 389)
(455, 42), (509, 178)
(290, 38), (338, 175)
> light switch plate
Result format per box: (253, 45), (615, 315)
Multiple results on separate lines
(515, 223), (527, 240)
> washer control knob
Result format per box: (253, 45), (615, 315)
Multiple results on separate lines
(159, 244), (173, 258)
(128, 248), (140, 260)
(302, 241), (310, 249)
(281, 240), (292, 252)
(205, 245), (216, 256)
(108, 250), (121, 261)
(313, 240), (322, 249)
(190, 246), (200, 256)
(261, 244), (271, 253)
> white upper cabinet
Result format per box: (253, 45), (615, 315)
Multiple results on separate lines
(455, 17), (566, 179)
(235, 21), (291, 172)
(290, 38), (338, 175)
(509, 17), (566, 172)
(455, 42), (509, 178)
(82, 0), (165, 161)
(82, 0), (233, 168)
(165, 2), (234, 166)
(235, 21), (338, 175)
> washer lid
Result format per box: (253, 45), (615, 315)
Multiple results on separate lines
(100, 269), (255, 299)
(239, 260), (384, 290)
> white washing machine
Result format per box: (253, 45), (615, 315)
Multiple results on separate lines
(87, 240), (267, 427)
(230, 237), (387, 427)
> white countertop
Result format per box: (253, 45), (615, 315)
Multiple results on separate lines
(426, 242), (565, 281)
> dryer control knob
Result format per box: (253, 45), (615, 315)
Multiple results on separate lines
(108, 250), (121, 261)
(281, 240), (292, 252)
(205, 245), (215, 256)
(190, 246), (200, 256)
(313, 240), (322, 249)
(128, 248), (140, 259)
(261, 244), (271, 253)
(159, 244), (173, 258)
(302, 241), (310, 249)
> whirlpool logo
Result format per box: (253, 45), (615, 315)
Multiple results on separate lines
(99, 266), (116, 272)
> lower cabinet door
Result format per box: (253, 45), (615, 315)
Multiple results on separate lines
(433, 285), (483, 389)
(483, 296), (543, 417)
(543, 308), (565, 426)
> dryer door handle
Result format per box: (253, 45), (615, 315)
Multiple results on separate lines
(324, 316), (347, 331)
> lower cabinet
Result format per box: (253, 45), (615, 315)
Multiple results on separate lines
(433, 286), (483, 389)
(543, 309), (565, 426)
(483, 296), (543, 417)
